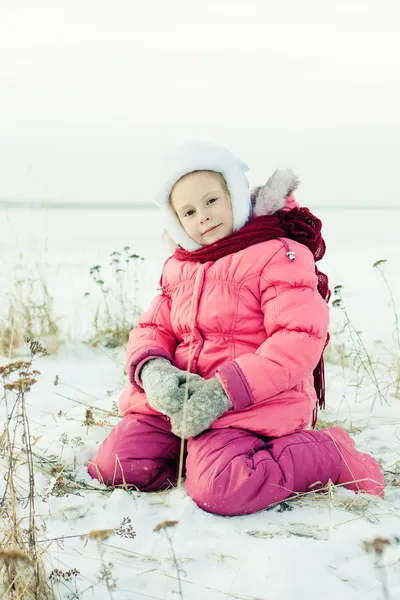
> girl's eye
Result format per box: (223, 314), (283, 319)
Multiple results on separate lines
(184, 209), (195, 218)
(207, 197), (217, 205)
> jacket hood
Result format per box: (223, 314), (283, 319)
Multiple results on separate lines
(156, 142), (299, 251)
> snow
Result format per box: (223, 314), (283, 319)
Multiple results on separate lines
(1, 206), (400, 599)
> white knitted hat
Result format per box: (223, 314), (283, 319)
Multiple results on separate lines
(155, 143), (252, 251)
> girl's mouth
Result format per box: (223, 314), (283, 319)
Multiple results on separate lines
(202, 224), (221, 236)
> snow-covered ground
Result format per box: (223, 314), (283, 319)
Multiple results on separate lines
(1, 206), (400, 599)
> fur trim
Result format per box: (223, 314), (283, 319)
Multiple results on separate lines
(252, 169), (299, 217)
(161, 205), (200, 251)
(162, 229), (179, 254)
(155, 143), (252, 251)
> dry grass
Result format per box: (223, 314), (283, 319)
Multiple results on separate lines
(86, 247), (144, 349)
(323, 337), (350, 369)
(0, 339), (54, 599)
(0, 264), (61, 358)
(393, 357), (400, 399)
(0, 308), (25, 358)
(363, 534), (400, 600)
(327, 270), (400, 408)
(0, 348), (138, 598)
(314, 417), (367, 435)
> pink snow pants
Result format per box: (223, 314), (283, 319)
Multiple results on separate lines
(88, 414), (384, 516)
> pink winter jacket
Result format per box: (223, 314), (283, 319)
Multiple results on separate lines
(119, 237), (330, 438)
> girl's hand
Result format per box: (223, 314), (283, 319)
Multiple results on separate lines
(141, 358), (201, 416)
(170, 377), (232, 439)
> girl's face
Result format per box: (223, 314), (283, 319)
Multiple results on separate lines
(170, 171), (234, 246)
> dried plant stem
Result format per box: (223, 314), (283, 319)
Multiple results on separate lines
(154, 523), (184, 600)
(0, 342), (54, 599)
(8, 311), (17, 360)
(164, 528), (184, 600)
(177, 276), (198, 488)
(177, 380), (189, 489)
(374, 260), (400, 356)
(89, 249), (143, 348)
(20, 391), (40, 590)
(333, 286), (388, 407)
(374, 260), (400, 398)
(97, 543), (115, 600)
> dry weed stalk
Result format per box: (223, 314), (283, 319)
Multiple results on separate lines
(86, 247), (144, 348)
(153, 520), (184, 599)
(327, 260), (400, 410)
(92, 534), (117, 600)
(373, 259), (400, 398)
(0, 309), (25, 359)
(0, 338), (54, 599)
(332, 285), (390, 408)
(1, 264), (60, 357)
(323, 326), (349, 370)
(363, 535), (400, 600)
(44, 518), (135, 598)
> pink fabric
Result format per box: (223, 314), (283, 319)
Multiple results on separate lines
(185, 428), (342, 515)
(88, 415), (384, 515)
(88, 414), (180, 491)
(216, 362), (253, 410)
(128, 346), (172, 390)
(125, 294), (176, 391)
(120, 238), (330, 437)
(324, 427), (384, 497)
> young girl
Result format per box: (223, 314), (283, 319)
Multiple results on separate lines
(88, 143), (384, 516)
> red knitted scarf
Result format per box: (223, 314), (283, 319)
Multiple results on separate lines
(173, 207), (331, 426)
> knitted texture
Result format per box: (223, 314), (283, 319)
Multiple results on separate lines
(141, 358), (201, 416)
(170, 377), (233, 438)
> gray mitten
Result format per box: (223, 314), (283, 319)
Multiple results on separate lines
(170, 377), (232, 439)
(141, 358), (201, 416)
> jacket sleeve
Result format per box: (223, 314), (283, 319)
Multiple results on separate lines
(216, 243), (330, 410)
(126, 291), (177, 391)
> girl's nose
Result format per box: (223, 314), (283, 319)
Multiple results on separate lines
(199, 214), (210, 225)
(198, 209), (211, 225)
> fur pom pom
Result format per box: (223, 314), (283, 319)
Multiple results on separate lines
(252, 169), (299, 217)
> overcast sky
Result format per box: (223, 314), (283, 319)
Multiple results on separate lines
(0, 0), (399, 207)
